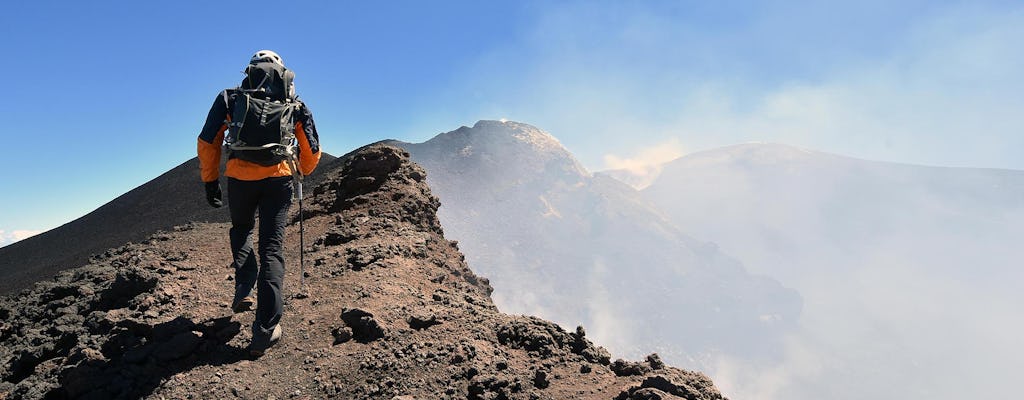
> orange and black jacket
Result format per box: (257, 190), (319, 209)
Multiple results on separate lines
(197, 90), (321, 183)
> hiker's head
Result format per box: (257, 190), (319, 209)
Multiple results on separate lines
(250, 50), (284, 67)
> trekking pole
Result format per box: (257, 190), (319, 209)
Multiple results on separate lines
(298, 173), (305, 292)
(288, 157), (306, 295)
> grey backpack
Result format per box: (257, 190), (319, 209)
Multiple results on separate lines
(224, 62), (301, 166)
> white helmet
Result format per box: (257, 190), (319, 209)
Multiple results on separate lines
(250, 50), (284, 66)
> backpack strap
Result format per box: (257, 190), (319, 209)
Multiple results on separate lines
(283, 69), (296, 100)
(224, 90), (250, 146)
(227, 142), (297, 161)
(250, 70), (271, 95)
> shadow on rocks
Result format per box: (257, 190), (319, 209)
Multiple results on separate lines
(49, 315), (247, 400)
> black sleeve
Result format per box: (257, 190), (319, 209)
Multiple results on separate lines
(298, 101), (320, 153)
(198, 90), (230, 143)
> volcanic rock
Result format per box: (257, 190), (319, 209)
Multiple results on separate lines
(340, 307), (386, 343)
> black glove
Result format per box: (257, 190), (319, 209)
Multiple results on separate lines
(205, 181), (223, 208)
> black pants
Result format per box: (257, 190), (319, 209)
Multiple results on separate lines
(228, 176), (292, 338)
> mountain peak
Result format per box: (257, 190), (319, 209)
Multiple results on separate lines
(425, 119), (572, 157)
(469, 119), (565, 152)
(411, 120), (590, 182)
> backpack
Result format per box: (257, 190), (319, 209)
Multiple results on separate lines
(224, 62), (302, 166)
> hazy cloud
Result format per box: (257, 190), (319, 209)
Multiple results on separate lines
(642, 140), (1024, 399)
(0, 229), (42, 248)
(601, 138), (685, 188)
(441, 1), (1024, 170)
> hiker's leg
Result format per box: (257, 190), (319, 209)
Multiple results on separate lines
(228, 178), (260, 295)
(254, 176), (293, 336)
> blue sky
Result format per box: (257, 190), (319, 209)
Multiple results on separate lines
(1, 0), (1021, 241)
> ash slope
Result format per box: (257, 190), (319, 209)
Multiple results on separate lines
(392, 121), (800, 363)
(0, 145), (724, 400)
(0, 154), (337, 295)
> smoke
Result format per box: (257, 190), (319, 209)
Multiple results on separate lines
(580, 257), (634, 354)
(643, 143), (1024, 399)
(712, 335), (824, 400)
(602, 138), (685, 189)
(709, 255), (1024, 399)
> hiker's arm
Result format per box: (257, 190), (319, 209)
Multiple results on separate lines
(296, 103), (321, 176)
(197, 92), (229, 183)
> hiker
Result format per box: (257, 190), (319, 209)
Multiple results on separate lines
(197, 50), (321, 356)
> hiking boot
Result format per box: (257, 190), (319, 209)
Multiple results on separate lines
(248, 324), (282, 357)
(231, 285), (255, 313)
(231, 294), (255, 313)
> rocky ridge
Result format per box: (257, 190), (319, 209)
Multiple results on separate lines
(0, 145), (725, 400)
